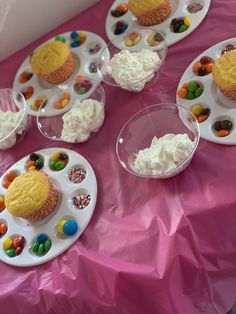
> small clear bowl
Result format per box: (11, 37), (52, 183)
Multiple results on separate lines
(36, 77), (105, 143)
(97, 28), (167, 92)
(116, 103), (200, 179)
(0, 88), (28, 150)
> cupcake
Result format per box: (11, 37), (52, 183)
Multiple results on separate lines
(30, 41), (75, 84)
(5, 171), (58, 221)
(128, 0), (171, 26)
(212, 49), (236, 100)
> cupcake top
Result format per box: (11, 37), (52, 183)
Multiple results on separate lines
(30, 41), (70, 75)
(5, 171), (49, 217)
(128, 0), (166, 14)
(212, 50), (236, 90)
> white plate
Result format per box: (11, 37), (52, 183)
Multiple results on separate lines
(176, 37), (236, 145)
(0, 147), (97, 267)
(13, 31), (109, 117)
(105, 0), (211, 47)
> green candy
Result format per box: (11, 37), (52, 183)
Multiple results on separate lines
(55, 35), (65, 42)
(55, 161), (65, 171)
(187, 92), (195, 100)
(79, 87), (87, 94)
(32, 241), (39, 253)
(38, 243), (44, 255)
(178, 25), (187, 33)
(49, 160), (56, 170)
(36, 158), (43, 166)
(187, 82), (198, 93)
(44, 239), (51, 252)
(74, 37), (80, 43)
(6, 248), (16, 258)
(195, 87), (204, 97)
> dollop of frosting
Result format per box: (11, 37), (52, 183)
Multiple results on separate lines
(0, 110), (27, 150)
(106, 49), (161, 91)
(133, 133), (195, 175)
(61, 99), (104, 143)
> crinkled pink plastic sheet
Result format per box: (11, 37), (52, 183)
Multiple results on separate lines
(0, 0), (236, 313)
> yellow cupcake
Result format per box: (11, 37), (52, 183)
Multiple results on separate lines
(5, 171), (58, 221)
(30, 41), (75, 84)
(128, 0), (171, 26)
(212, 50), (236, 100)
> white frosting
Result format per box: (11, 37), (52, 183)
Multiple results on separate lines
(106, 49), (161, 91)
(0, 110), (27, 150)
(61, 99), (104, 143)
(133, 134), (195, 175)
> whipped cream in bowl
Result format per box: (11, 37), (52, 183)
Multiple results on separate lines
(98, 28), (167, 92)
(37, 78), (105, 143)
(116, 103), (200, 179)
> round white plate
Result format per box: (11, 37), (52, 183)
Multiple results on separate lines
(176, 37), (236, 145)
(13, 31), (109, 117)
(0, 147), (97, 267)
(105, 0), (211, 47)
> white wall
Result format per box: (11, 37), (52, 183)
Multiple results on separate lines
(0, 0), (100, 61)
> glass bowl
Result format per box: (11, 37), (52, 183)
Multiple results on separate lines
(116, 103), (200, 179)
(97, 28), (167, 92)
(0, 88), (28, 150)
(36, 77), (105, 143)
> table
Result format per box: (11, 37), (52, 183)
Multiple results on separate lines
(0, 0), (236, 313)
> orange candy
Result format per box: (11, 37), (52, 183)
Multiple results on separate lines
(6, 171), (16, 182)
(26, 160), (35, 169)
(178, 88), (187, 98)
(117, 4), (128, 12)
(0, 224), (7, 235)
(205, 63), (213, 73)
(3, 180), (11, 189)
(217, 129), (229, 137)
(192, 62), (202, 73)
(197, 114), (208, 123)
(0, 196), (5, 212)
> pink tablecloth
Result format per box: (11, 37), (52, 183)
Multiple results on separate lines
(0, 1), (236, 313)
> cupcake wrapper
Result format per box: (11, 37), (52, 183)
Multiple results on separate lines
(220, 88), (236, 100)
(40, 53), (76, 84)
(135, 0), (171, 26)
(23, 180), (58, 221)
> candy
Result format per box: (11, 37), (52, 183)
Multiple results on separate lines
(38, 243), (44, 255)
(187, 3), (203, 14)
(213, 119), (233, 137)
(89, 43), (101, 54)
(70, 31), (86, 47)
(37, 233), (48, 244)
(193, 55), (214, 76)
(68, 167), (87, 183)
(74, 76), (92, 95)
(221, 44), (236, 55)
(0, 223), (7, 235)
(15, 246), (23, 255)
(114, 21), (128, 35)
(55, 35), (65, 42)
(0, 196), (5, 212)
(49, 151), (69, 171)
(187, 81), (198, 92)
(2, 237), (13, 250)
(197, 114), (208, 123)
(21, 86), (34, 100)
(89, 62), (98, 73)
(191, 104), (203, 116)
(195, 87), (204, 97)
(32, 241), (39, 253)
(171, 17), (190, 33)
(184, 17), (191, 27)
(72, 192), (91, 209)
(57, 219), (67, 235)
(221, 120), (233, 130)
(124, 32), (141, 47)
(53, 92), (70, 110)
(111, 4), (128, 17)
(19, 71), (33, 83)
(16, 236), (25, 247)
(63, 220), (78, 236)
(26, 153), (44, 171)
(6, 248), (16, 258)
(217, 130), (229, 137)
(44, 239), (51, 252)
(198, 67), (207, 76)
(32, 235), (51, 255)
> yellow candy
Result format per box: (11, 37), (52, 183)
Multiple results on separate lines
(50, 152), (60, 161)
(57, 219), (67, 235)
(125, 39), (133, 47)
(191, 104), (203, 116)
(61, 99), (69, 108)
(133, 36), (141, 45)
(184, 17), (191, 27)
(29, 166), (36, 171)
(79, 32), (86, 39)
(2, 237), (12, 250)
(31, 104), (38, 111)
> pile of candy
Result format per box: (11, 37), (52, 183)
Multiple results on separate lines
(221, 44), (236, 55)
(187, 2), (203, 14)
(49, 152), (69, 171)
(2, 235), (25, 257)
(124, 32), (141, 47)
(213, 119), (233, 137)
(72, 192), (91, 209)
(21, 86), (34, 100)
(25, 153), (44, 171)
(68, 167), (87, 183)
(111, 4), (128, 17)
(114, 21), (128, 35)
(0, 223), (7, 236)
(178, 81), (204, 99)
(74, 76), (93, 94)
(192, 55), (213, 76)
(31, 96), (47, 111)
(19, 71), (33, 83)
(57, 219), (78, 236)
(171, 17), (191, 33)
(147, 32), (163, 46)
(70, 31), (86, 48)
(53, 92), (70, 109)
(31, 234), (51, 256)
(0, 195), (5, 212)
(2, 171), (18, 189)
(191, 104), (210, 123)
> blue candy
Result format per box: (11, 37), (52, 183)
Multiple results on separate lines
(70, 31), (78, 39)
(37, 233), (48, 244)
(70, 42), (79, 48)
(63, 220), (78, 236)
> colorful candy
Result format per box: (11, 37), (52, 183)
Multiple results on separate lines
(213, 119), (233, 137)
(70, 31), (86, 48)
(73, 75), (93, 94)
(72, 192), (91, 209)
(192, 55), (214, 76)
(2, 171), (18, 189)
(55, 35), (66, 43)
(124, 32), (141, 47)
(89, 61), (100, 73)
(25, 153), (44, 171)
(111, 4), (128, 17)
(31, 96), (47, 111)
(178, 81), (204, 100)
(21, 86), (34, 100)
(2, 235), (25, 257)
(191, 104), (210, 123)
(68, 167), (87, 183)
(32, 234), (51, 256)
(0, 223), (7, 235)
(187, 3), (203, 14)
(53, 92), (70, 109)
(147, 32), (163, 47)
(171, 17), (191, 33)
(57, 219), (78, 236)
(114, 21), (128, 35)
(49, 152), (69, 171)
(221, 44), (236, 55)
(0, 196), (5, 212)
(19, 71), (33, 83)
